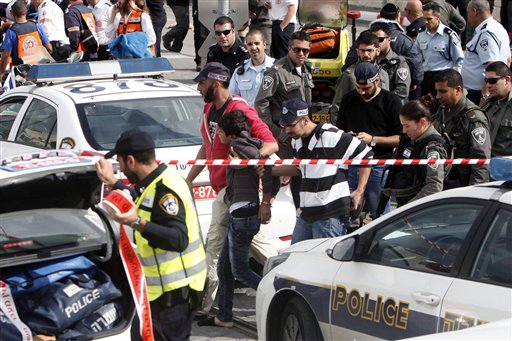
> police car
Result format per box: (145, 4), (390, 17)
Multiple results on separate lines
(0, 58), (296, 253)
(0, 142), (133, 340)
(256, 157), (512, 340)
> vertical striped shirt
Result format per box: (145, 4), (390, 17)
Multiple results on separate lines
(292, 123), (373, 221)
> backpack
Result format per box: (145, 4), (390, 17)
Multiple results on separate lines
(301, 24), (339, 54)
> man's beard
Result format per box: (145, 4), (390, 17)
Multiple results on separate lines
(124, 169), (139, 184)
(203, 84), (215, 103)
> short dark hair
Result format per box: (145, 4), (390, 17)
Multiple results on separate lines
(12, 0), (27, 17)
(400, 94), (438, 122)
(218, 110), (250, 136)
(214, 15), (234, 29)
(288, 31), (312, 46)
(422, 1), (441, 16)
(246, 29), (266, 43)
(435, 69), (463, 88)
(356, 32), (380, 48)
(118, 149), (155, 165)
(370, 23), (392, 37)
(485, 61), (512, 77)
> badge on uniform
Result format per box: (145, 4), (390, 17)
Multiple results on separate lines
(480, 39), (489, 51)
(159, 194), (179, 215)
(262, 76), (273, 91)
(427, 150), (440, 170)
(471, 127), (487, 145)
(397, 68), (409, 81)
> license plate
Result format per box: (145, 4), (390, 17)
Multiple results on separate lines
(312, 113), (331, 123)
(193, 185), (217, 200)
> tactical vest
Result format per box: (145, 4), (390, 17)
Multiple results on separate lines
(134, 167), (206, 301)
(10, 22), (43, 65)
(117, 10), (154, 54)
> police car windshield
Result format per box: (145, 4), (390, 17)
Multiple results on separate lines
(77, 96), (204, 150)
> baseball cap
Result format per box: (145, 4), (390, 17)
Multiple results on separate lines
(355, 62), (380, 85)
(193, 62), (231, 83)
(105, 128), (155, 159)
(279, 98), (310, 127)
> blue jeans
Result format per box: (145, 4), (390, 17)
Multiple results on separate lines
(348, 165), (388, 219)
(217, 215), (261, 322)
(291, 215), (349, 244)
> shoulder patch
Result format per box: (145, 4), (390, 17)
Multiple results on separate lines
(397, 67), (409, 81)
(159, 194), (179, 216)
(479, 39), (489, 51)
(471, 127), (487, 145)
(262, 75), (274, 90)
(427, 149), (440, 170)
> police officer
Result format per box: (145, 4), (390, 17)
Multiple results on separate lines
(420, 0), (466, 35)
(0, 0), (52, 74)
(481, 61), (512, 157)
(434, 69), (491, 187)
(371, 24), (411, 103)
(387, 96), (449, 207)
(96, 129), (206, 341)
(416, 1), (464, 96)
(207, 16), (249, 76)
(461, 0), (510, 105)
(405, 0), (426, 41)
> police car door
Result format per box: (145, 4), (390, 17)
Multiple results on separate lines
(329, 200), (485, 340)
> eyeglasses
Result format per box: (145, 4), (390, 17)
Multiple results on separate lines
(484, 76), (504, 84)
(215, 29), (233, 36)
(376, 36), (388, 42)
(291, 47), (310, 54)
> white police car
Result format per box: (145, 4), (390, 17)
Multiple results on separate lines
(0, 142), (133, 340)
(256, 157), (512, 340)
(0, 58), (296, 254)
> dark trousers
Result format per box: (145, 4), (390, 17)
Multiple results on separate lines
(271, 21), (294, 59)
(50, 41), (71, 62)
(98, 44), (112, 60)
(146, 0), (166, 57)
(163, 5), (189, 51)
(421, 71), (441, 97)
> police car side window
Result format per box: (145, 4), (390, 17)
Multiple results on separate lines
(0, 97), (26, 139)
(470, 208), (512, 286)
(15, 98), (57, 149)
(365, 203), (482, 274)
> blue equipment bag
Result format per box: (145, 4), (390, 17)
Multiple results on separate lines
(0, 310), (25, 340)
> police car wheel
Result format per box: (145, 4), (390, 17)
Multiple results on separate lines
(279, 297), (323, 341)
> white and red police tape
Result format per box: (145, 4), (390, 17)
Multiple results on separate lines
(166, 158), (490, 166)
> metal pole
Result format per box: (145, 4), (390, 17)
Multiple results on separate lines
(220, 0), (229, 16)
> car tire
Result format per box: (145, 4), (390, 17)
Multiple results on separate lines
(279, 297), (323, 341)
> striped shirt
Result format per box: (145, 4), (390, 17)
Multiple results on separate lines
(292, 123), (373, 222)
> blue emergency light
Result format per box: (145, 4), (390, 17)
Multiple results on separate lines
(26, 58), (174, 83)
(489, 156), (512, 182)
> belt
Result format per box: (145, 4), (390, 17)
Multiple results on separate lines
(153, 286), (189, 308)
(51, 41), (70, 48)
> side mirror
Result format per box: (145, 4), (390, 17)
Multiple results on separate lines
(327, 236), (356, 261)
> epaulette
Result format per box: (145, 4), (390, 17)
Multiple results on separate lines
(208, 43), (217, 50)
(304, 60), (312, 72)
(418, 26), (426, 33)
(444, 26), (460, 44)
(238, 44), (248, 53)
(235, 60), (248, 75)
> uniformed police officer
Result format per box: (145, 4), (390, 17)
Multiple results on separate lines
(96, 129), (207, 341)
(387, 96), (449, 207)
(481, 61), (512, 158)
(207, 16), (249, 76)
(405, 0), (426, 41)
(461, 0), (510, 105)
(420, 0), (466, 35)
(371, 24), (411, 103)
(416, 1), (464, 96)
(433, 69), (491, 187)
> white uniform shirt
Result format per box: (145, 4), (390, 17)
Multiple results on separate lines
(88, 0), (113, 46)
(37, 0), (69, 44)
(105, 11), (156, 46)
(268, 0), (297, 24)
(461, 17), (511, 90)
(229, 55), (275, 107)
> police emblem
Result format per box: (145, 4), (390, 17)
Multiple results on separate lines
(262, 76), (273, 90)
(427, 150), (440, 170)
(471, 127), (487, 145)
(480, 39), (488, 51)
(159, 194), (179, 215)
(397, 68), (409, 81)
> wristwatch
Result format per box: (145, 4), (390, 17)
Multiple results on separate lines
(130, 216), (143, 231)
(370, 136), (377, 147)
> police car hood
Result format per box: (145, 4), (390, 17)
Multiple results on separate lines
(283, 237), (333, 253)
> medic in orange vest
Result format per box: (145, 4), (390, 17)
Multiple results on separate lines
(64, 0), (99, 60)
(0, 0), (52, 75)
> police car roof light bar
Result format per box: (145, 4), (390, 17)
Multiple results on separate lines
(26, 58), (175, 83)
(489, 156), (512, 186)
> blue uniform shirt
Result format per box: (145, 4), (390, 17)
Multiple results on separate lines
(229, 55), (275, 107)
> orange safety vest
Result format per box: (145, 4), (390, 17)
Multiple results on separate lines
(78, 11), (97, 52)
(10, 22), (43, 65)
(117, 10), (154, 54)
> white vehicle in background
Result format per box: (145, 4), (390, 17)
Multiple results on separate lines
(0, 58), (295, 257)
(257, 157), (512, 340)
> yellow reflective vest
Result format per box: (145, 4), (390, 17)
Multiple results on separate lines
(134, 166), (206, 301)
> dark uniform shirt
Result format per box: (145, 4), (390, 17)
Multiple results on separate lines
(481, 88), (512, 157)
(406, 17), (425, 41)
(206, 38), (249, 75)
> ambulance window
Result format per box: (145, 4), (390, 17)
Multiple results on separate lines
(15, 98), (57, 149)
(470, 208), (512, 286)
(0, 96), (26, 139)
(365, 203), (482, 274)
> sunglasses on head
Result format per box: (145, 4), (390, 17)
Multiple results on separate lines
(291, 47), (310, 54)
(215, 29), (233, 36)
(484, 76), (504, 84)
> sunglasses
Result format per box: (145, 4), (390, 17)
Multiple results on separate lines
(291, 47), (310, 54)
(215, 29), (233, 36)
(484, 76), (504, 84)
(377, 36), (388, 42)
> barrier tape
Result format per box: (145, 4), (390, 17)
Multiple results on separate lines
(0, 280), (32, 341)
(119, 226), (154, 341)
(167, 158), (490, 166)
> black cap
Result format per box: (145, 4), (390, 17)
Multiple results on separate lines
(380, 3), (400, 19)
(105, 128), (155, 159)
(193, 62), (231, 83)
(279, 98), (310, 127)
(355, 62), (379, 85)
